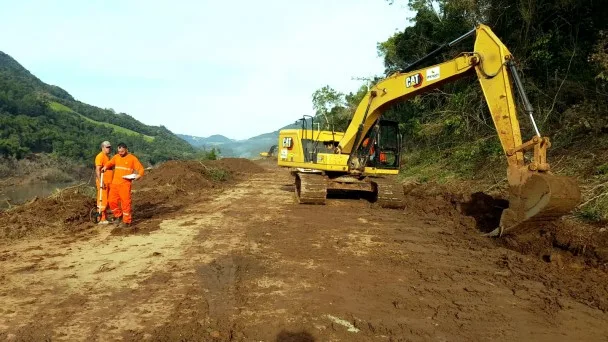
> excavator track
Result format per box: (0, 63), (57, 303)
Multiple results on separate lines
(373, 178), (405, 209)
(295, 173), (327, 205)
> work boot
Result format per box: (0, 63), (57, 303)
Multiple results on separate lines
(106, 213), (115, 223)
(116, 221), (131, 229)
(98, 220), (109, 225)
(114, 216), (122, 226)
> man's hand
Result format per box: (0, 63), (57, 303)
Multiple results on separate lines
(134, 174), (142, 181)
(101, 166), (107, 172)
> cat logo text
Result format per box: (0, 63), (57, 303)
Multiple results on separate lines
(405, 73), (423, 88)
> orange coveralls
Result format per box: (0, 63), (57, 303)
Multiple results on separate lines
(105, 153), (144, 224)
(95, 152), (114, 221)
(362, 138), (375, 155)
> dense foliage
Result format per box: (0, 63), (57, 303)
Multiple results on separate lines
(0, 51), (196, 165)
(377, 0), (608, 155)
(312, 0), (608, 165)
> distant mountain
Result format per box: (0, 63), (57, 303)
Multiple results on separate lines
(177, 134), (234, 147)
(179, 121), (302, 158)
(0, 51), (196, 164)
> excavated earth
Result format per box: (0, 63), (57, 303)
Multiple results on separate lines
(0, 158), (607, 341)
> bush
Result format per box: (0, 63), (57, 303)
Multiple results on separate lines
(0, 163), (11, 178)
(576, 195), (608, 223)
(207, 168), (230, 182)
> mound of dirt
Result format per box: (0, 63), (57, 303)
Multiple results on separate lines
(401, 181), (608, 267)
(402, 181), (608, 312)
(500, 219), (608, 267)
(0, 159), (245, 241)
(204, 158), (265, 174)
(128, 160), (235, 233)
(137, 160), (216, 191)
(402, 181), (474, 225)
(0, 188), (94, 240)
(136, 158), (263, 191)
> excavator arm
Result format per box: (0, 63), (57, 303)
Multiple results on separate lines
(337, 24), (580, 235)
(339, 25), (521, 158)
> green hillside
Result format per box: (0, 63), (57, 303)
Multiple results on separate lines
(0, 51), (195, 165)
(48, 102), (155, 142)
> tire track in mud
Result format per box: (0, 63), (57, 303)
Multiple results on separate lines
(136, 175), (287, 341)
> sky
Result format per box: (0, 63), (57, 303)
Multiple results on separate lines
(0, 0), (412, 140)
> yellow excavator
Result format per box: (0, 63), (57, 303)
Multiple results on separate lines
(259, 145), (278, 158)
(278, 24), (581, 236)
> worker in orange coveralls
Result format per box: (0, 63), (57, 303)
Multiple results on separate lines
(362, 137), (376, 160)
(94, 141), (114, 224)
(102, 142), (144, 228)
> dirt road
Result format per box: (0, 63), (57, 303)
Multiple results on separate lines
(1, 163), (607, 341)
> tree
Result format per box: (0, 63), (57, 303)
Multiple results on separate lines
(311, 86), (348, 131)
(376, 0), (608, 156)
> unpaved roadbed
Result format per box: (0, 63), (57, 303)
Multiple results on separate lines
(1, 161), (607, 341)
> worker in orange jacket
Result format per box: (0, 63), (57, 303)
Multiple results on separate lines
(102, 142), (144, 227)
(94, 141), (114, 224)
(362, 137), (376, 159)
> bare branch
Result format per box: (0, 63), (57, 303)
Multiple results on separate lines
(543, 47), (576, 124)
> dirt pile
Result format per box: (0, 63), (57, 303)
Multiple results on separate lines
(129, 160), (240, 232)
(0, 188), (94, 240)
(401, 181), (608, 267)
(402, 181), (608, 312)
(402, 181), (481, 229)
(126, 158), (266, 232)
(137, 160), (216, 191)
(501, 219), (608, 267)
(0, 158), (263, 241)
(136, 158), (264, 192)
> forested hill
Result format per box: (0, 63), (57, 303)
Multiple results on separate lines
(0, 51), (196, 165)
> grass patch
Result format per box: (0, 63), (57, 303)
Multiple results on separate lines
(596, 163), (608, 176)
(49, 101), (155, 142)
(576, 192), (608, 223)
(399, 154), (460, 184)
(207, 168), (230, 182)
(399, 138), (504, 185)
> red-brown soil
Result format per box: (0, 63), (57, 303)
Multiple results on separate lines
(0, 160), (606, 341)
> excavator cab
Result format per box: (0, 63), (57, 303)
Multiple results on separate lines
(356, 120), (401, 170)
(372, 120), (401, 169)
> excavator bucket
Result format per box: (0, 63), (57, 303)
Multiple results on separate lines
(495, 174), (581, 236)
